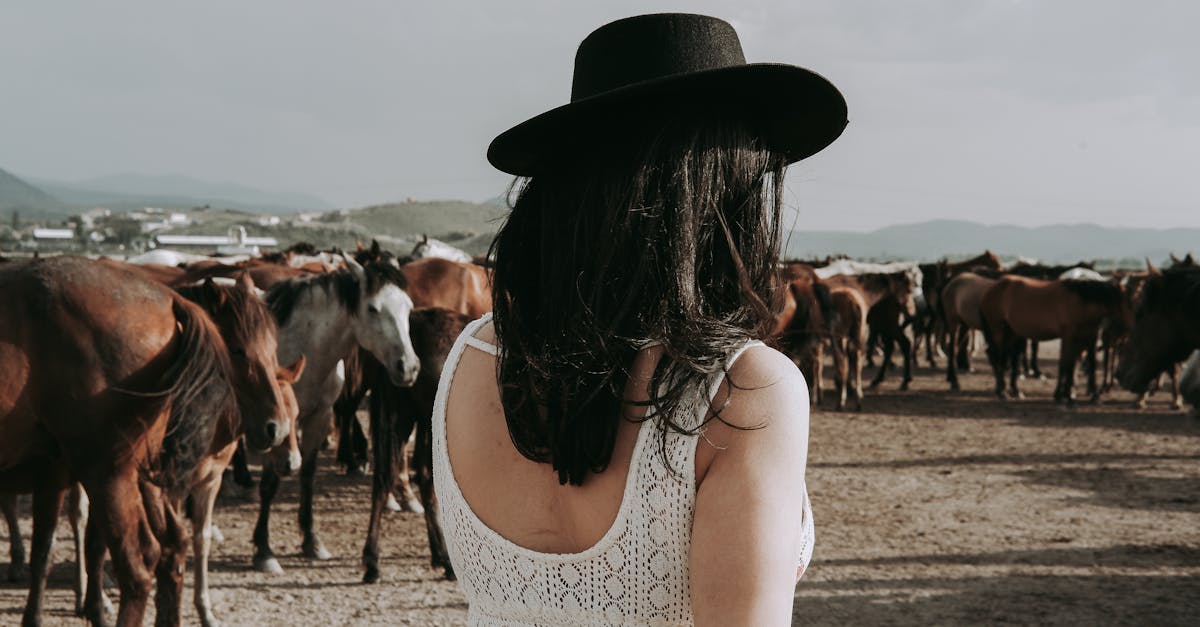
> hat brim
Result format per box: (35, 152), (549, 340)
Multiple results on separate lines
(487, 63), (848, 176)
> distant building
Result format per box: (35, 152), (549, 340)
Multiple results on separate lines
(153, 225), (276, 256)
(33, 228), (75, 240)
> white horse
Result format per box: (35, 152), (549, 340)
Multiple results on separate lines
(411, 235), (472, 263)
(125, 248), (224, 266)
(1060, 267), (1106, 281)
(1182, 350), (1200, 417)
(252, 255), (420, 574)
(814, 259), (925, 301)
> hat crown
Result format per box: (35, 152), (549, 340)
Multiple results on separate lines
(570, 14), (746, 102)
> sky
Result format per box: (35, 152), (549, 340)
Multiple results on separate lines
(1, 1), (1196, 231)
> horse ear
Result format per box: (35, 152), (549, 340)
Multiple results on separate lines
(355, 242), (365, 253)
(1146, 257), (1160, 275)
(237, 271), (255, 293)
(341, 252), (365, 277)
(1170, 253), (1181, 264)
(422, 234), (428, 244)
(203, 277), (228, 307)
(278, 354), (306, 384)
(371, 239), (381, 255)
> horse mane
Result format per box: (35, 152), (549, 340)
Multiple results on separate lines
(176, 281), (278, 348)
(151, 296), (236, 495)
(266, 262), (407, 326)
(1062, 279), (1121, 307)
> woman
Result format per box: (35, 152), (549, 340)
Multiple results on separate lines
(433, 13), (847, 625)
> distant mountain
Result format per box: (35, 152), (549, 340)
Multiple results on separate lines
(25, 173), (333, 215)
(0, 167), (69, 218)
(785, 219), (1200, 264)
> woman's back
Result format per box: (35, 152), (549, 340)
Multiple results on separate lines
(434, 314), (813, 625)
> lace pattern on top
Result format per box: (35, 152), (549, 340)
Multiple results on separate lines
(432, 313), (812, 626)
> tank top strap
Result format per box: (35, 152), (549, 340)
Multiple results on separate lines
(458, 312), (498, 355)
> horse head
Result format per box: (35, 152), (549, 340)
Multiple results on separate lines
(180, 275), (306, 452)
(343, 254), (420, 388)
(1117, 268), (1200, 393)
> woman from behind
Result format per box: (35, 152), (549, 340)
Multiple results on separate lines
(433, 13), (847, 626)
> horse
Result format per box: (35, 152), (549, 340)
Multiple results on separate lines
(821, 272), (917, 391)
(0, 256), (236, 626)
(772, 264), (833, 406)
(410, 235), (473, 263)
(942, 271), (999, 391)
(827, 287), (868, 411)
(1107, 265), (1185, 409)
(333, 243), (490, 495)
(1117, 265), (1200, 407)
(362, 308), (470, 583)
(918, 251), (1005, 369)
(166, 277), (305, 627)
(981, 277), (1132, 404)
(1181, 351), (1200, 416)
(252, 256), (420, 574)
(0, 486), (96, 616)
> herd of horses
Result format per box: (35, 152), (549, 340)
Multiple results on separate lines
(1, 242), (1198, 626)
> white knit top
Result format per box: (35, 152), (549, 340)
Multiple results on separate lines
(432, 313), (813, 626)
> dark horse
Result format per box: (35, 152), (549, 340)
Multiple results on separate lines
(362, 307), (471, 583)
(0, 257), (237, 627)
(980, 276), (1131, 404)
(1117, 265), (1200, 397)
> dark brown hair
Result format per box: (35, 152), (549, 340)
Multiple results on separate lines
(489, 116), (787, 486)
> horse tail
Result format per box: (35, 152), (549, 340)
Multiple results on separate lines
(152, 296), (236, 495)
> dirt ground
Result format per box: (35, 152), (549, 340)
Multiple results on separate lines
(3, 341), (1198, 626)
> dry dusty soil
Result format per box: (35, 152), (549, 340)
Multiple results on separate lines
(3, 342), (1198, 626)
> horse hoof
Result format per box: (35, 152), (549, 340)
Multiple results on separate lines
(1172, 401), (1184, 411)
(210, 524), (225, 544)
(900, 381), (911, 391)
(254, 555), (284, 575)
(363, 566), (381, 584)
(343, 464), (365, 478)
(200, 612), (222, 627)
(302, 542), (332, 561)
(402, 498), (425, 515)
(386, 494), (403, 512)
(443, 566), (457, 581)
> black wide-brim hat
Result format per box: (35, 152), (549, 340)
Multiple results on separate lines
(488, 13), (848, 176)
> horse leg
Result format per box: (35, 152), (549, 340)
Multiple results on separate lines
(987, 329), (1007, 399)
(833, 338), (848, 411)
(81, 497), (115, 624)
(1058, 340), (1080, 407)
(363, 384), (397, 584)
(897, 329), (914, 391)
(1171, 363), (1183, 410)
(946, 324), (961, 391)
(191, 471), (222, 627)
(229, 440), (254, 490)
(868, 332), (892, 390)
(251, 463), (283, 574)
(1007, 338), (1023, 399)
(141, 483), (185, 627)
(813, 344), (824, 406)
(864, 327), (878, 368)
(21, 482), (64, 627)
(1085, 341), (1100, 403)
(1030, 340), (1043, 379)
(87, 472), (158, 627)
(299, 414), (333, 561)
(395, 434), (423, 514)
(414, 412), (454, 580)
(68, 484), (107, 617)
(2, 493), (25, 582)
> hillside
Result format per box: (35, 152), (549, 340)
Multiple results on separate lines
(0, 167), (68, 218)
(27, 173), (331, 215)
(785, 219), (1200, 264)
(327, 200), (507, 240)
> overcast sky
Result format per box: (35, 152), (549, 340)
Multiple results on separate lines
(1, 1), (1196, 231)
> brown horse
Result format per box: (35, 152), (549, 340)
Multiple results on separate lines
(0, 256), (235, 627)
(1117, 265), (1200, 397)
(917, 251), (1005, 369)
(980, 277), (1131, 404)
(772, 264), (833, 405)
(822, 272), (916, 391)
(827, 287), (867, 411)
(941, 271), (999, 391)
(362, 307), (470, 583)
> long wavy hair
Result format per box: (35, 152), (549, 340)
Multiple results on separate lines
(489, 116), (787, 486)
